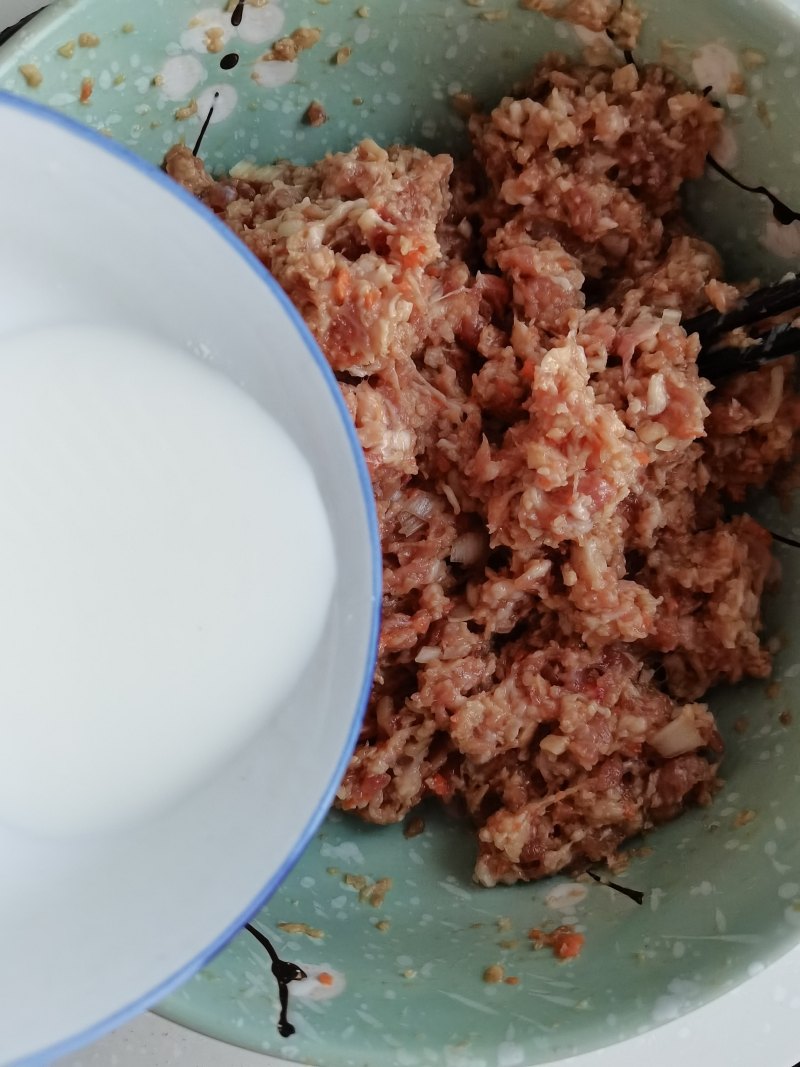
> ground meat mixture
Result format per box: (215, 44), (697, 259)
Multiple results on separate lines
(166, 55), (800, 886)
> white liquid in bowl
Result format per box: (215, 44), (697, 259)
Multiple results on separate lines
(0, 324), (336, 838)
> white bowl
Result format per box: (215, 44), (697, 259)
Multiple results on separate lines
(0, 93), (380, 1066)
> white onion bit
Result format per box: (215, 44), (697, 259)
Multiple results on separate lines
(651, 706), (705, 758)
(450, 530), (487, 565)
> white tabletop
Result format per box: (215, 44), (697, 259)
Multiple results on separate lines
(4, 1), (799, 1064)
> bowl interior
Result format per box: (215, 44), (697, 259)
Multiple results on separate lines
(2, 0), (800, 1065)
(0, 92), (377, 1065)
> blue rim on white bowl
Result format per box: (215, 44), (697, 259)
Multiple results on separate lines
(0, 88), (381, 1067)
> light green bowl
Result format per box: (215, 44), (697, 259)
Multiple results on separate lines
(3, 2), (800, 1065)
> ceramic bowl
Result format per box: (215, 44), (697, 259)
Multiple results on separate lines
(0, 85), (379, 1066)
(1, 1), (800, 1066)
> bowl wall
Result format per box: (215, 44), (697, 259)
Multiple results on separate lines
(0, 90), (379, 1065)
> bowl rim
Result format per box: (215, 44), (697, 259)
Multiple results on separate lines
(0, 88), (382, 1067)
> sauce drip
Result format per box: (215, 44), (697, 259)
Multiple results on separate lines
(707, 155), (800, 226)
(230, 0), (245, 27)
(193, 90), (220, 156)
(587, 870), (645, 906)
(770, 531), (800, 550)
(220, 52), (240, 70)
(245, 923), (307, 1037)
(0, 8), (43, 48)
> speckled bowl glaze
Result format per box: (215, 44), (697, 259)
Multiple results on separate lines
(2, 2), (800, 1065)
